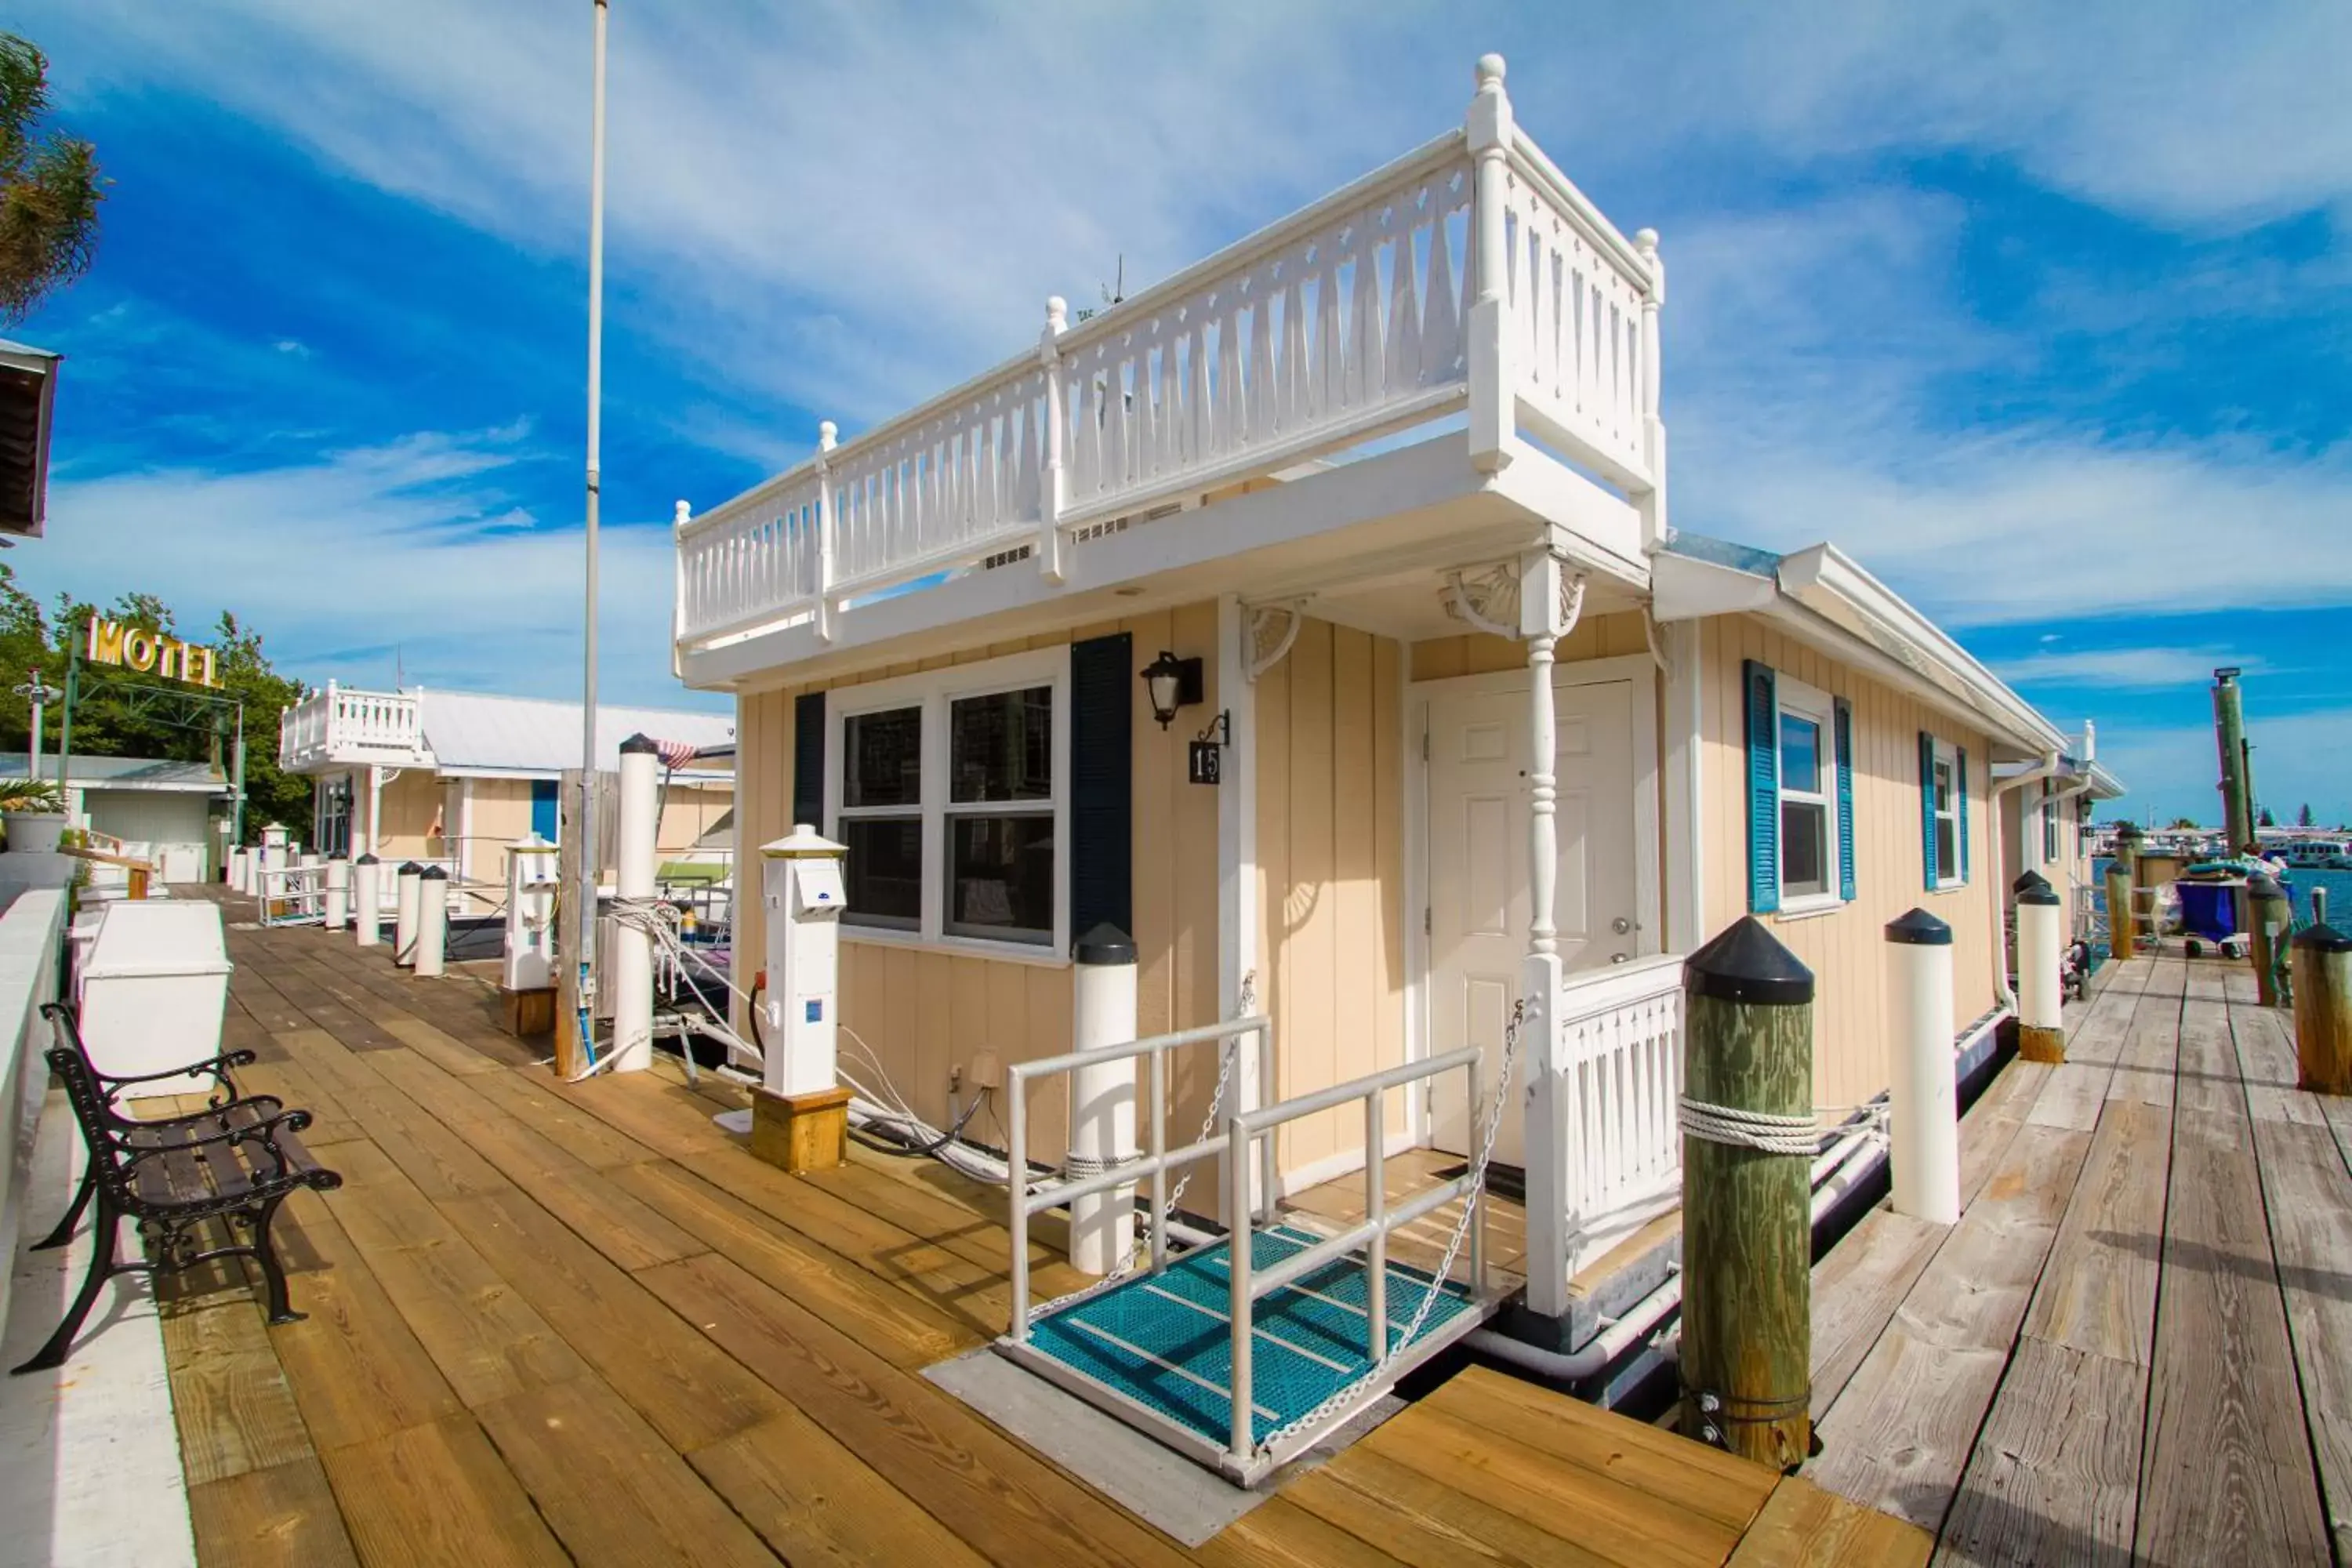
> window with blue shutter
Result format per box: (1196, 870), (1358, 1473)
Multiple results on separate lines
(1957, 746), (1970, 883)
(792, 691), (825, 829)
(1744, 660), (1779, 913)
(1069, 633), (1133, 938)
(1835, 699), (1856, 902)
(1918, 730), (1940, 889)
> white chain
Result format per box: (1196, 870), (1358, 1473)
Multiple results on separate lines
(1258, 995), (1525, 1455)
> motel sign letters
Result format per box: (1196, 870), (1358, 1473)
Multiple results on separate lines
(84, 615), (227, 688)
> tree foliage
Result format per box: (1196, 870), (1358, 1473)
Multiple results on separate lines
(0, 33), (102, 325)
(2299, 803), (2316, 828)
(0, 565), (307, 842)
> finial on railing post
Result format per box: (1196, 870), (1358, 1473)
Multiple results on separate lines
(1633, 226), (1668, 552)
(1466, 53), (1515, 476)
(815, 420), (839, 642)
(672, 499), (691, 529)
(1036, 296), (1069, 585)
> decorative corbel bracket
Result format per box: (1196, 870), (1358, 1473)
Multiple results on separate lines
(1443, 561), (1521, 641)
(1242, 598), (1310, 683)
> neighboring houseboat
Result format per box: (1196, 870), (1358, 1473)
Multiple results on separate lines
(276, 684), (735, 895)
(0, 751), (235, 882)
(667, 55), (2125, 1461)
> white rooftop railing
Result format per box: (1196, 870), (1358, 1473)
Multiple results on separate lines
(278, 682), (426, 771)
(676, 53), (1661, 658)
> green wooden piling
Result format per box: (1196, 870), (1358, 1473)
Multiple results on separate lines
(2293, 924), (2352, 1095)
(2105, 862), (2136, 958)
(1679, 916), (1815, 1472)
(2213, 667), (2255, 855)
(2249, 873), (2290, 1008)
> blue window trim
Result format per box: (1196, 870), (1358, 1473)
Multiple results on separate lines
(1835, 699), (1856, 902)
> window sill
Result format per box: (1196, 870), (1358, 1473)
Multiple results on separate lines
(1927, 880), (1969, 896)
(842, 926), (1070, 968)
(1772, 895), (1847, 923)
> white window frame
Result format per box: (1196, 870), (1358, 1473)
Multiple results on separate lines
(2042, 786), (2060, 866)
(1929, 735), (1964, 891)
(826, 644), (1073, 964)
(1773, 674), (1842, 916)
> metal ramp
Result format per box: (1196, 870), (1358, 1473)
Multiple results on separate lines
(996, 1007), (1515, 1485)
(1003, 1224), (1489, 1481)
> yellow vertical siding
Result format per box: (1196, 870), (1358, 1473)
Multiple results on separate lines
(733, 607), (1406, 1196)
(1699, 615), (2002, 1113)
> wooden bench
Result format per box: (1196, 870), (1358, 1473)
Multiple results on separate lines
(10, 1003), (343, 1375)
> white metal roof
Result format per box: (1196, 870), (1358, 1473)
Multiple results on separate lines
(416, 691), (735, 779)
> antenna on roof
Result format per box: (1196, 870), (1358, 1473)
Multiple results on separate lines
(1073, 256), (1125, 325)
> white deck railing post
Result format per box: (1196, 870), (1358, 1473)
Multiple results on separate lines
(1636, 227), (1668, 552)
(1036, 296), (1068, 583)
(815, 421), (838, 641)
(1466, 53), (1515, 474)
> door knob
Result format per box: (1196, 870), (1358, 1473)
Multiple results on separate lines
(1612, 953), (1630, 964)
(1611, 916), (1632, 935)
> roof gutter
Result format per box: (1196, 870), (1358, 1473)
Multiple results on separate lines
(1773, 545), (2068, 757)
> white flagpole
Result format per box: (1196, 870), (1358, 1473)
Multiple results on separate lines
(575, 0), (609, 1069)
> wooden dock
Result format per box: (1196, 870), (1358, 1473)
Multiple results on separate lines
(129, 898), (1923, 1567)
(1809, 946), (2351, 1564)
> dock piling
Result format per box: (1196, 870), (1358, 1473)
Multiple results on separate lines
(2014, 871), (2065, 1062)
(1887, 909), (1958, 1225)
(1679, 916), (1815, 1472)
(2249, 872), (2290, 1007)
(2105, 861), (2136, 957)
(2292, 924), (2352, 1095)
(415, 866), (448, 977)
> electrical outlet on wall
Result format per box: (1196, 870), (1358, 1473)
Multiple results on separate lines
(970, 1051), (1003, 1091)
(949, 1064), (964, 1094)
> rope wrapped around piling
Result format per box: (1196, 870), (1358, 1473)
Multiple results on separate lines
(1676, 1096), (1819, 1155)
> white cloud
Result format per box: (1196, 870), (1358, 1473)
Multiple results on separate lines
(1998, 647), (2263, 690)
(20, 429), (717, 713)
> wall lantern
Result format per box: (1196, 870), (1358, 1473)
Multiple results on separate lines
(1140, 650), (1203, 730)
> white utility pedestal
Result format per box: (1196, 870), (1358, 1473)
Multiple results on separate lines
(415, 865), (450, 977)
(353, 855), (383, 946)
(394, 861), (423, 966)
(78, 902), (234, 1103)
(2015, 872), (2065, 1062)
(499, 836), (561, 1036)
(1068, 924), (1140, 1274)
(750, 825), (848, 1172)
(607, 735), (661, 1073)
(1886, 908), (1959, 1225)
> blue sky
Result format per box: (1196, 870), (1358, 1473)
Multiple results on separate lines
(7, 1), (2350, 826)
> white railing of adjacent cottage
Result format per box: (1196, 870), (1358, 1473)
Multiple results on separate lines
(278, 682), (424, 768)
(675, 60), (1663, 655)
(1548, 953), (1686, 1243)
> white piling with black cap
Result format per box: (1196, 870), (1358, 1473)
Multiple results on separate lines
(1068, 924), (1139, 1275)
(608, 735), (661, 1074)
(2014, 869), (2065, 1063)
(353, 854), (383, 946)
(415, 865), (449, 978)
(394, 861), (423, 966)
(1887, 907), (1958, 1225)
(1679, 916), (1816, 1471)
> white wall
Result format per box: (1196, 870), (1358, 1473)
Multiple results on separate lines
(0, 889), (70, 1333)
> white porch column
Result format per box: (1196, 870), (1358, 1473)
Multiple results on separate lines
(1661, 619), (1706, 954)
(1216, 593), (1263, 1221)
(1518, 547), (1576, 1320)
(1465, 55), (1515, 474)
(365, 765), (383, 858)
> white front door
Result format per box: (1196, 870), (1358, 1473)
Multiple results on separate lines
(1425, 675), (1639, 1163)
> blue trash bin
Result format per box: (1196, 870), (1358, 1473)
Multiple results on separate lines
(2176, 880), (2238, 942)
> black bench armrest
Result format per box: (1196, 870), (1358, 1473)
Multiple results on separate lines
(121, 1105), (319, 1186)
(91, 1047), (260, 1089)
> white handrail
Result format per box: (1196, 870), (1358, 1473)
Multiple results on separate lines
(1005, 1014), (1276, 1345)
(1223, 1042), (1483, 1464)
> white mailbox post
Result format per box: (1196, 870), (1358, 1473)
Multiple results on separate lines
(749, 824), (850, 1172)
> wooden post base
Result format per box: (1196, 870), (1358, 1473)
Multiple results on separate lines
(749, 1085), (851, 1174)
(502, 986), (557, 1039)
(2017, 1023), (2066, 1064)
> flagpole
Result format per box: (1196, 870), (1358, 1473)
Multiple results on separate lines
(574, 0), (609, 1072)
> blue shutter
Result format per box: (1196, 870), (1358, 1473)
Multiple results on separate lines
(1958, 746), (1971, 883)
(529, 779), (558, 840)
(1835, 699), (1856, 902)
(1919, 730), (1938, 889)
(1069, 633), (1134, 938)
(1744, 660), (1779, 914)
(792, 692), (826, 829)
